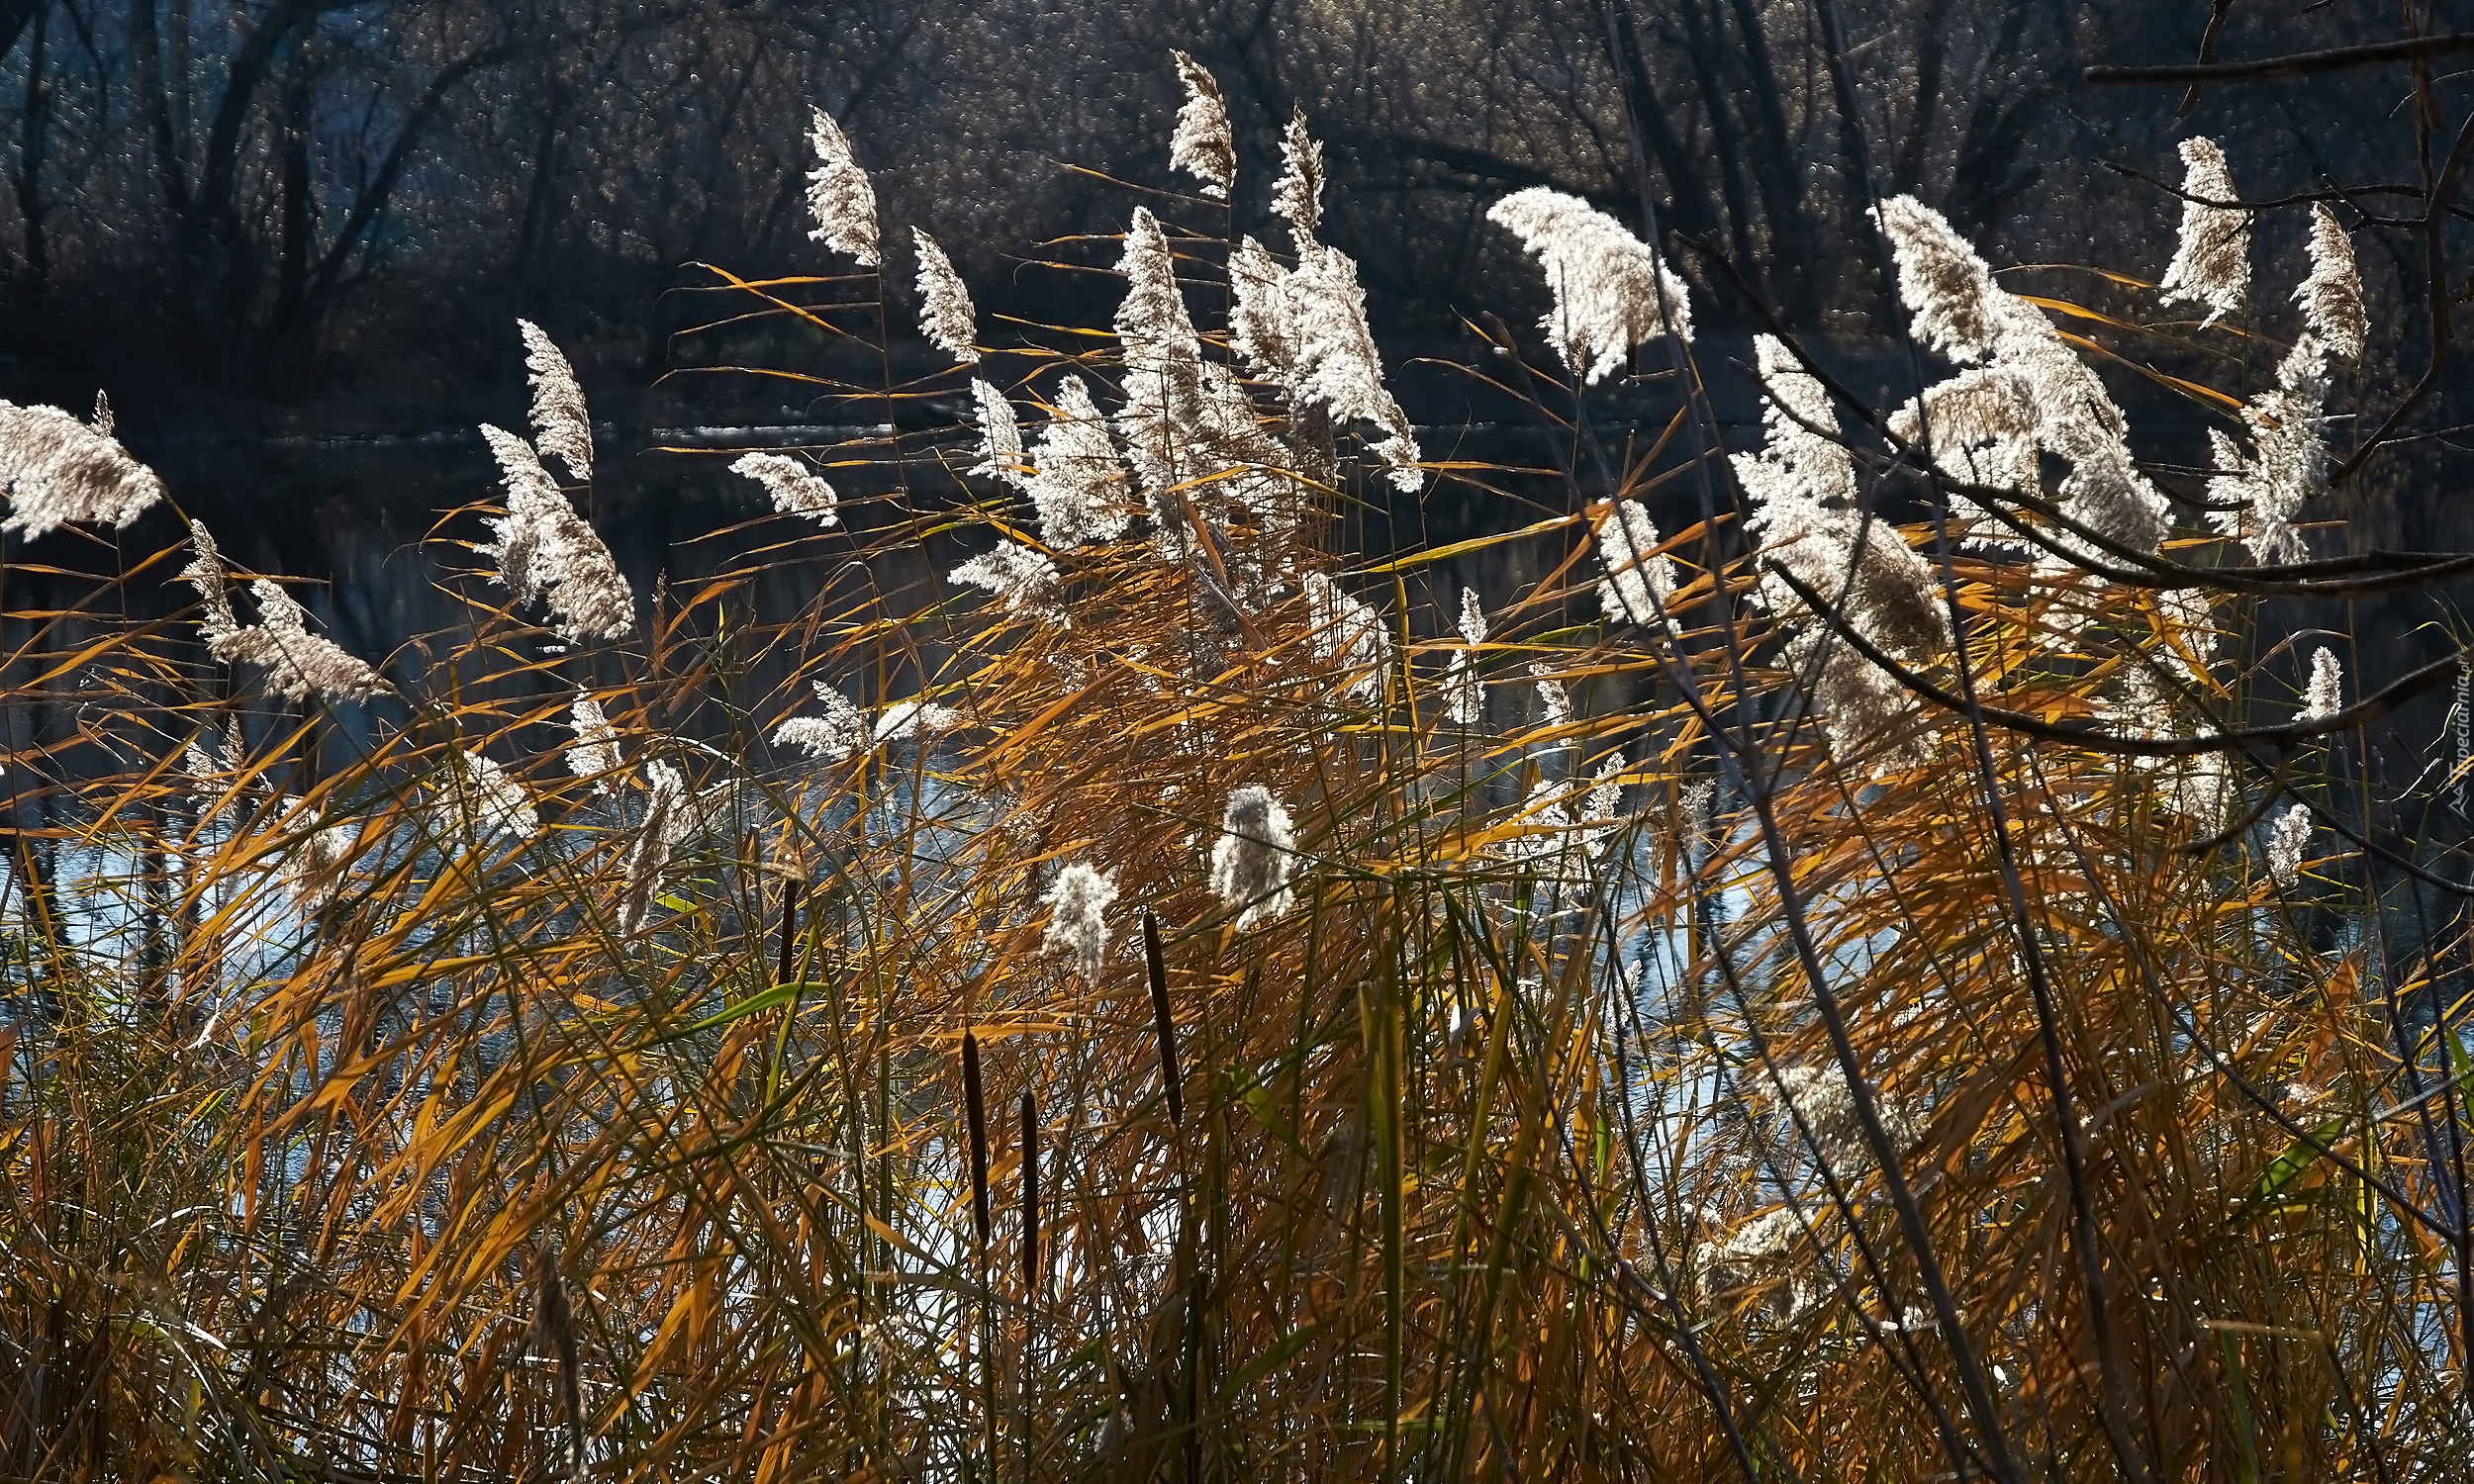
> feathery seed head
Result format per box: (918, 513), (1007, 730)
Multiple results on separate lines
(1488, 187), (1693, 385)
(1040, 862), (1118, 983)
(1028, 376), (1133, 547)
(1873, 196), (2004, 363)
(2157, 138), (2247, 326)
(731, 452), (840, 527)
(2301, 647), (2343, 723)
(968, 380), (1025, 488)
(0, 401), (168, 538)
(479, 423), (635, 640)
(949, 539), (1065, 625)
(518, 320), (593, 482)
(871, 698), (958, 748)
(1457, 588), (1489, 646)
(1168, 52), (1235, 199)
(216, 581), (391, 703)
(912, 229), (981, 364)
(568, 692), (619, 788)
(1208, 785), (1297, 928)
(181, 519), (240, 649)
(444, 748), (539, 844)
(772, 683), (870, 763)
(805, 107), (880, 266)
(1596, 499), (1678, 631)
(1273, 109), (1324, 246)
(2267, 801), (2313, 886)
(2298, 204), (2366, 364)
(1303, 571), (1391, 701)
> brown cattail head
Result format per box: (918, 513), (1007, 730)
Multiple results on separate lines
(962, 1030), (991, 1250)
(1143, 910), (1183, 1126)
(1020, 1089), (1041, 1296)
(531, 1240), (584, 1480)
(776, 877), (806, 984)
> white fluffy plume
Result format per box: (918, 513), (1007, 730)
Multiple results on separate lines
(1208, 785), (1297, 928)
(479, 424), (635, 640)
(912, 228), (981, 364)
(518, 320), (593, 482)
(969, 380), (1026, 486)
(2157, 138), (2247, 327)
(1487, 187), (1693, 385)
(805, 106), (880, 267)
(2297, 205), (2365, 365)
(1168, 52), (1235, 199)
(1027, 376), (1133, 548)
(731, 451), (839, 527)
(1041, 862), (1118, 982)
(0, 401), (168, 539)
(949, 539), (1065, 624)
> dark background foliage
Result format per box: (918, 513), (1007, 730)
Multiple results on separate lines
(0, 0), (2424, 430)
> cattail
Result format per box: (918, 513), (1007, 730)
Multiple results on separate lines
(1272, 108), (1324, 246)
(2301, 647), (2343, 723)
(1168, 51), (1235, 199)
(2297, 204), (2365, 364)
(518, 320), (593, 482)
(949, 539), (1066, 624)
(2267, 801), (2313, 885)
(772, 684), (870, 762)
(2157, 138), (2247, 327)
(1208, 785), (1297, 928)
(1040, 862), (1116, 983)
(217, 581), (392, 704)
(730, 451), (840, 527)
(1303, 572), (1391, 701)
(1488, 187), (1694, 385)
(805, 106), (880, 266)
(1595, 498), (1678, 630)
(0, 400), (167, 538)
(179, 519), (241, 648)
(443, 747), (539, 843)
(1027, 375), (1133, 548)
(619, 760), (686, 935)
(961, 1030), (992, 1250)
(967, 380), (1025, 488)
(1142, 910), (1183, 1126)
(1019, 1089), (1041, 1296)
(479, 424), (635, 640)
(531, 1241), (585, 1484)
(567, 692), (619, 789)
(912, 228), (980, 364)
(775, 873), (806, 982)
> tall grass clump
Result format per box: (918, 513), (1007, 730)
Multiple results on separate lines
(5, 57), (2473, 1483)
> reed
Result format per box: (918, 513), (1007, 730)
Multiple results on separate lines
(0, 60), (2466, 1484)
